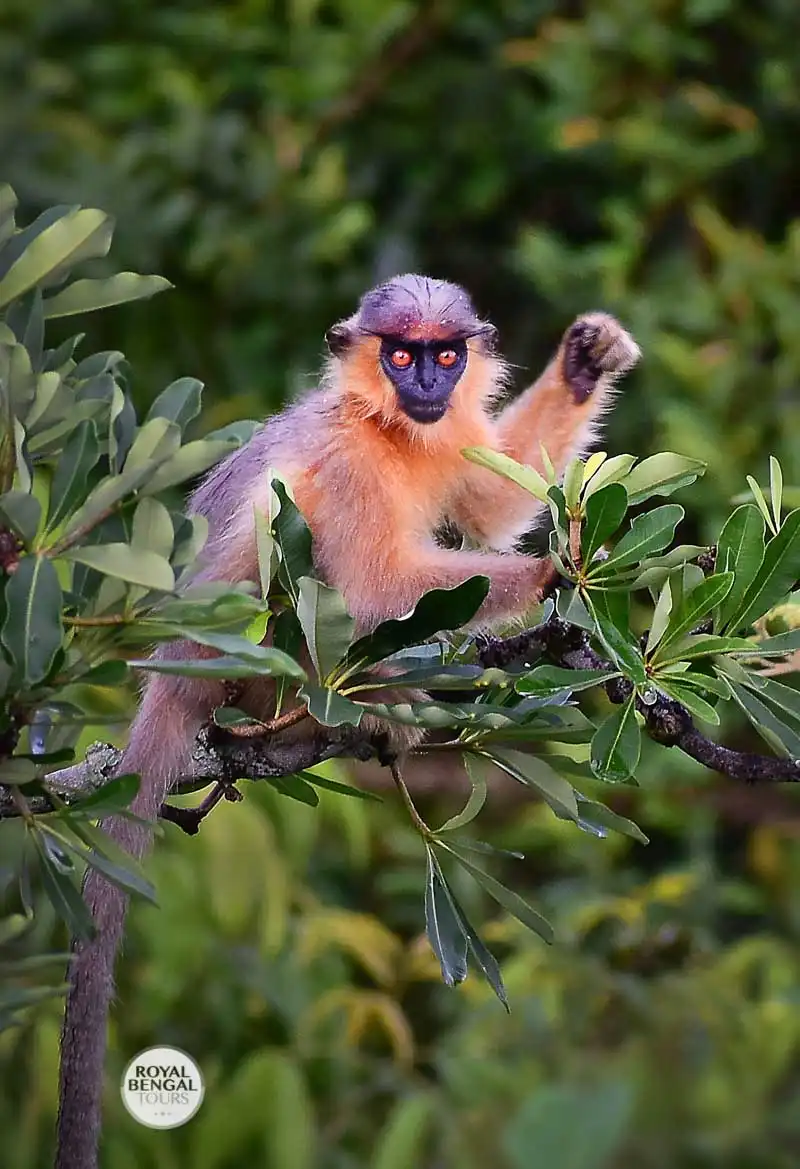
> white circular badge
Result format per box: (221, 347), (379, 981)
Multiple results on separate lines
(120, 1046), (205, 1129)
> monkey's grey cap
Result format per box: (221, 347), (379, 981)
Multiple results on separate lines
(358, 274), (485, 339)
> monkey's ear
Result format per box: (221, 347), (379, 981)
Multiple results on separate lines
(325, 322), (353, 357)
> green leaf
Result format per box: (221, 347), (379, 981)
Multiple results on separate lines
(0, 184), (17, 246)
(575, 797), (649, 844)
(590, 698), (640, 782)
(299, 682), (363, 726)
(516, 666), (620, 699)
(585, 591), (647, 684)
(581, 483), (628, 564)
(481, 748), (579, 821)
(343, 577), (490, 670)
(1, 555), (62, 684)
(746, 474), (777, 535)
(30, 829), (94, 939)
(657, 680), (720, 725)
(130, 497), (174, 561)
(714, 505), (766, 629)
(749, 630), (800, 657)
(562, 457), (584, 512)
(589, 505), (684, 575)
(722, 675), (800, 758)
(424, 845), (468, 986)
(145, 377), (203, 432)
(255, 506), (279, 595)
(427, 849), (508, 1007)
(62, 544), (175, 592)
(45, 821), (156, 902)
(437, 754), (489, 832)
(645, 578), (673, 655)
(441, 840), (554, 943)
(655, 633), (758, 662)
(133, 651), (304, 680)
(46, 420), (102, 532)
(461, 446), (550, 502)
(69, 773), (140, 816)
(295, 770), (381, 802)
(770, 457), (784, 530)
(582, 453), (637, 498)
(620, 453), (706, 506)
(654, 573), (734, 659)
(123, 416), (181, 472)
(0, 490), (40, 546)
(58, 462), (157, 542)
(0, 208), (113, 308)
(370, 1095), (435, 1169)
(42, 273), (172, 318)
(732, 668), (800, 728)
(139, 439), (237, 495)
(272, 479), (313, 606)
(723, 510), (800, 633)
(297, 577), (355, 681)
(264, 774), (319, 807)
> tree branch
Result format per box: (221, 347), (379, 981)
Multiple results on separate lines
(477, 617), (800, 783)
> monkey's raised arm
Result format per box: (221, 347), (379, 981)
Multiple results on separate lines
(448, 313), (640, 550)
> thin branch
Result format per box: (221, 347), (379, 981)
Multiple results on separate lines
(477, 617), (800, 784)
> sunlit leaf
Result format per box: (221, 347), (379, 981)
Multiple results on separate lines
(62, 543), (175, 592)
(461, 446), (549, 502)
(0, 208), (113, 308)
(43, 273), (172, 318)
(589, 505), (684, 575)
(145, 377), (203, 432)
(620, 453), (705, 506)
(582, 453), (637, 498)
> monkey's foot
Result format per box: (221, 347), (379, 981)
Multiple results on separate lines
(563, 313), (640, 404)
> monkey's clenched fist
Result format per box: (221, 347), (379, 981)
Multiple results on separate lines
(562, 312), (641, 404)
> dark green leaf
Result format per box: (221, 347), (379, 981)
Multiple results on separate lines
(264, 774), (319, 807)
(723, 510), (800, 633)
(69, 773), (140, 816)
(428, 849), (508, 1008)
(299, 682), (363, 727)
(441, 841), (554, 943)
(296, 577), (355, 681)
(575, 797), (649, 844)
(343, 577), (490, 670)
(516, 666), (620, 698)
(46, 420), (102, 531)
(296, 770), (381, 802)
(714, 505), (766, 630)
(590, 698), (640, 782)
(437, 754), (489, 832)
(655, 633), (759, 663)
(481, 748), (579, 821)
(145, 377), (204, 433)
(654, 573), (734, 659)
(749, 630), (800, 657)
(1, 555), (62, 684)
(657, 681), (720, 725)
(272, 479), (313, 606)
(0, 490), (40, 545)
(589, 505), (684, 575)
(581, 483), (628, 564)
(424, 845), (468, 987)
(722, 675), (800, 758)
(585, 591), (647, 683)
(44, 822), (156, 902)
(30, 830), (95, 939)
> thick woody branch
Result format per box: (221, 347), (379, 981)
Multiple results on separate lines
(477, 617), (800, 784)
(0, 724), (375, 826)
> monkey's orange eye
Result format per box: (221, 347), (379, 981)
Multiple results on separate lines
(390, 349), (413, 369)
(437, 349), (459, 368)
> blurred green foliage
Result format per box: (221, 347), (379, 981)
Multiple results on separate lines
(1, 0), (800, 1166)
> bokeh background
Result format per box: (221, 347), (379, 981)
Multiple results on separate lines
(2, 1), (800, 1166)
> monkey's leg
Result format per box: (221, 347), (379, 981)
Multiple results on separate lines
(453, 314), (640, 547)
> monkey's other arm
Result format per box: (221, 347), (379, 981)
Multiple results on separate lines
(450, 313), (640, 549)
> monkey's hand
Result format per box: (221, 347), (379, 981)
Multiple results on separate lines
(562, 312), (640, 404)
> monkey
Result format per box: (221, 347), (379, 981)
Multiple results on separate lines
(55, 275), (639, 1169)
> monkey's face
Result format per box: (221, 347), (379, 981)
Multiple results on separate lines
(378, 338), (468, 424)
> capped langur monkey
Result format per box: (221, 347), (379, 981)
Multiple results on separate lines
(56, 275), (639, 1168)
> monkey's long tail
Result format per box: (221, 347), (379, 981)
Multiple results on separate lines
(55, 693), (198, 1169)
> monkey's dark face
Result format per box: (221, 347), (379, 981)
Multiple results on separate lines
(378, 337), (468, 423)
